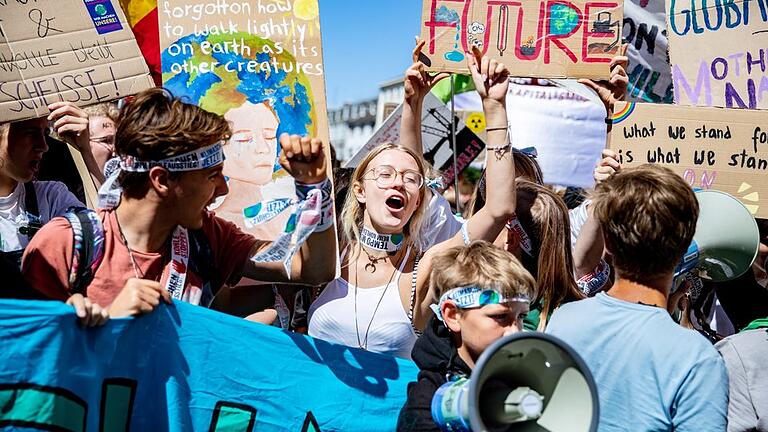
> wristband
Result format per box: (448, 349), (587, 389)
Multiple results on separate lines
(295, 178), (334, 232)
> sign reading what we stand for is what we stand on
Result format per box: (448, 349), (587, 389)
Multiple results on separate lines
(609, 101), (768, 218)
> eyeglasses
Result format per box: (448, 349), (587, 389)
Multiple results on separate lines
(364, 165), (424, 189)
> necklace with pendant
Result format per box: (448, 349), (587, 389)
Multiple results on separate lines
(361, 247), (392, 273)
(354, 248), (403, 351)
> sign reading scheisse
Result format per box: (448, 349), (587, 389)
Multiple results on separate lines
(0, 300), (417, 431)
(609, 101), (768, 218)
(419, 0), (624, 79)
(0, 0), (154, 122)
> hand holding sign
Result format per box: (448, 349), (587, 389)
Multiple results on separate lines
(48, 102), (91, 153)
(66, 293), (109, 327)
(404, 38), (450, 106)
(278, 134), (328, 185)
(466, 46), (509, 106)
(108, 278), (172, 318)
(593, 149), (622, 184)
(579, 44), (629, 116)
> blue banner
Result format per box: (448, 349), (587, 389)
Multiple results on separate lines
(0, 300), (418, 431)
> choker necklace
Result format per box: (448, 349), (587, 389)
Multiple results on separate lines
(360, 226), (404, 253)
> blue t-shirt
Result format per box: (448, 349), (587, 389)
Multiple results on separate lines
(546, 292), (728, 432)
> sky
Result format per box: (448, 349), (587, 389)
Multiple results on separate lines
(320, 1), (422, 109)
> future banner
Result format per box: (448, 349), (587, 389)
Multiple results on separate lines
(0, 0), (154, 122)
(609, 101), (768, 218)
(667, 0), (768, 110)
(419, 0), (623, 79)
(0, 300), (417, 431)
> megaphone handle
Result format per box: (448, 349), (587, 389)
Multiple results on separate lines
(691, 298), (724, 344)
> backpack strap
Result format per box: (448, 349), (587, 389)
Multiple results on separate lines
(19, 182), (42, 238)
(63, 208), (105, 295)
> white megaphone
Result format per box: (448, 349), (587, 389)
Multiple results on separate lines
(431, 333), (599, 432)
(674, 190), (759, 282)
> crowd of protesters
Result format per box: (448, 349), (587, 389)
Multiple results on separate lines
(1, 41), (766, 432)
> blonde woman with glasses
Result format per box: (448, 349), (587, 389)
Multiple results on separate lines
(308, 46), (518, 358)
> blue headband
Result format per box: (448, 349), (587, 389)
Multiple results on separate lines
(430, 285), (530, 322)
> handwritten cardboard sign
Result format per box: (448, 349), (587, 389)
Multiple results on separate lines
(345, 93), (485, 192)
(623, 0), (674, 103)
(0, 0), (154, 122)
(159, 0), (331, 243)
(609, 101), (768, 218)
(419, 0), (623, 79)
(667, 0), (768, 110)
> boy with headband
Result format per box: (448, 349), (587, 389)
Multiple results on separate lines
(22, 88), (336, 319)
(397, 240), (535, 431)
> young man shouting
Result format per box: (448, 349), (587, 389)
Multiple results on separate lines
(23, 88), (336, 318)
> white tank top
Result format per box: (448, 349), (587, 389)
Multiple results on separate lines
(308, 247), (417, 359)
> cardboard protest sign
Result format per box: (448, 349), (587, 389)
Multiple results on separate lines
(0, 299), (417, 430)
(451, 79), (607, 187)
(623, 0), (674, 103)
(0, 0), (154, 122)
(159, 0), (330, 243)
(609, 101), (768, 217)
(667, 0), (768, 110)
(345, 93), (485, 192)
(419, 0), (623, 79)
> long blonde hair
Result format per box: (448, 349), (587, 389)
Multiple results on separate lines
(515, 180), (584, 325)
(340, 143), (429, 263)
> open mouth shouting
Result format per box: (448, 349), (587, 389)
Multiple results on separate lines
(385, 194), (406, 212)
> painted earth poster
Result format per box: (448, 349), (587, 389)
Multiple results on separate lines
(159, 0), (330, 245)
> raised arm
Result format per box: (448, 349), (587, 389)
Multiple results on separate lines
(399, 39), (449, 155)
(573, 149), (621, 279)
(578, 43), (629, 133)
(48, 102), (106, 185)
(241, 134), (337, 285)
(572, 46), (629, 279)
(412, 47), (516, 329)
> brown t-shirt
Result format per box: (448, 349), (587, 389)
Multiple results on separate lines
(22, 209), (258, 307)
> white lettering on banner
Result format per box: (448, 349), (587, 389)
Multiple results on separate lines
(166, 227), (190, 301)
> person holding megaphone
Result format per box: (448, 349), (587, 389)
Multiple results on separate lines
(396, 240), (535, 431)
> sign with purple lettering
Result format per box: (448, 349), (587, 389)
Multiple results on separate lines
(83, 0), (123, 34)
(666, 0), (768, 110)
(419, 0), (624, 79)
